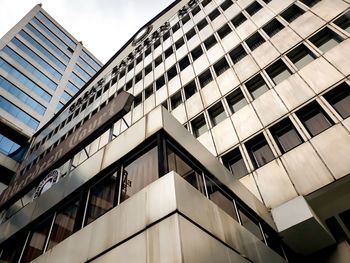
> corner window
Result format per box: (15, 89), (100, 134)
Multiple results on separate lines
(309, 27), (343, 53)
(223, 148), (248, 179)
(226, 88), (247, 113)
(280, 4), (305, 23)
(208, 101), (226, 126)
(266, 59), (292, 85)
(229, 45), (247, 64)
(245, 74), (269, 99)
(198, 69), (213, 88)
(296, 101), (334, 137)
(324, 82), (350, 119)
(246, 133), (275, 168)
(262, 18), (284, 37)
(334, 11), (350, 33)
(270, 118), (303, 153)
(246, 32), (266, 51)
(191, 114), (208, 137)
(287, 44), (316, 70)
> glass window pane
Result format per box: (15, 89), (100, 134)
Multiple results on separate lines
(238, 207), (264, 241)
(309, 27), (343, 53)
(245, 74), (269, 99)
(287, 44), (315, 70)
(85, 172), (119, 225)
(246, 134), (274, 168)
(0, 238), (25, 263)
(121, 147), (158, 201)
(223, 148), (248, 179)
(324, 82), (350, 119)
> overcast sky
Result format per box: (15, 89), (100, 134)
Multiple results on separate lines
(0, 0), (174, 63)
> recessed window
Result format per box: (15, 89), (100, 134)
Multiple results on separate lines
(135, 72), (142, 84)
(296, 101), (334, 137)
(309, 27), (343, 53)
(191, 45), (203, 61)
(246, 133), (275, 168)
(262, 18), (284, 37)
(179, 55), (190, 70)
(145, 46), (152, 57)
(208, 101), (226, 126)
(165, 46), (173, 58)
(134, 93), (142, 107)
(262, 0), (272, 3)
(300, 0), (321, 7)
(197, 18), (208, 31)
(191, 114), (208, 137)
(154, 55), (162, 67)
(153, 38), (161, 49)
(202, 0), (211, 7)
(155, 75), (165, 90)
(172, 22), (180, 33)
(136, 55), (142, 65)
(119, 69), (126, 78)
(223, 148), (248, 179)
(246, 32), (266, 51)
(226, 88), (247, 113)
(324, 82), (350, 119)
(163, 31), (170, 41)
(191, 5), (201, 16)
(125, 80), (133, 91)
(171, 91), (182, 109)
(128, 61), (134, 72)
(266, 59), (292, 85)
(145, 84), (154, 99)
(231, 13), (247, 28)
(280, 4), (305, 23)
(245, 74), (269, 99)
(221, 0), (233, 11)
(209, 9), (220, 21)
(182, 14), (190, 25)
(214, 57), (230, 76)
(186, 28), (196, 41)
(334, 11), (350, 33)
(229, 44), (247, 64)
(238, 206), (264, 241)
(199, 69), (213, 88)
(287, 44), (316, 70)
(167, 65), (178, 81)
(184, 80), (197, 99)
(144, 63), (152, 75)
(204, 35), (217, 50)
(217, 24), (232, 39)
(270, 118), (303, 153)
(175, 37), (185, 49)
(246, 1), (263, 16)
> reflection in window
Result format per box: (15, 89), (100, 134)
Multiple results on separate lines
(287, 44), (316, 70)
(85, 173), (118, 225)
(270, 118), (303, 153)
(208, 101), (226, 126)
(324, 82), (350, 119)
(238, 206), (264, 241)
(47, 199), (79, 249)
(266, 60), (292, 85)
(223, 148), (248, 179)
(226, 88), (247, 113)
(191, 114), (208, 137)
(245, 74), (269, 99)
(296, 101), (334, 137)
(21, 217), (52, 262)
(121, 147), (158, 201)
(246, 133), (275, 168)
(309, 27), (343, 53)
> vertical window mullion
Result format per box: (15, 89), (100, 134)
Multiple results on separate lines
(43, 213), (56, 253)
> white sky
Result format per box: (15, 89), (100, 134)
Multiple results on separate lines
(0, 0), (175, 63)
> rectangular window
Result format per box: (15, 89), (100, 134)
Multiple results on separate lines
(246, 1), (263, 16)
(300, 0), (321, 7)
(245, 74), (269, 99)
(171, 91), (182, 109)
(217, 24), (232, 39)
(226, 88), (247, 113)
(208, 101), (226, 126)
(334, 11), (350, 33)
(231, 13), (247, 28)
(214, 57), (230, 76)
(270, 118), (303, 153)
(185, 28), (196, 41)
(198, 69), (213, 88)
(154, 55), (162, 68)
(167, 65), (178, 81)
(229, 45), (247, 64)
(191, 114), (208, 137)
(287, 44), (316, 70)
(155, 75), (165, 90)
(145, 85), (154, 99)
(266, 59), (292, 85)
(184, 80), (197, 99)
(221, 0), (233, 11)
(280, 4), (305, 23)
(238, 206), (264, 241)
(164, 46), (173, 58)
(262, 19), (284, 37)
(246, 133), (275, 168)
(197, 18), (208, 31)
(179, 55), (190, 71)
(134, 93), (142, 107)
(191, 45), (203, 61)
(296, 101), (334, 136)
(144, 63), (152, 75)
(246, 32), (266, 51)
(181, 14), (190, 25)
(209, 9), (220, 21)
(172, 22), (180, 33)
(324, 82), (350, 119)
(121, 147), (158, 201)
(309, 27), (343, 53)
(223, 148), (248, 179)
(175, 37), (185, 50)
(204, 35), (217, 50)
(191, 5), (201, 16)
(85, 172), (119, 225)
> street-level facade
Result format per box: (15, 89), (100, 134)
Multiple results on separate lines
(0, 4), (102, 190)
(0, 0), (350, 262)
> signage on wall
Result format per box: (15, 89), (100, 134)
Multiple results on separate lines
(0, 91), (134, 210)
(32, 169), (61, 200)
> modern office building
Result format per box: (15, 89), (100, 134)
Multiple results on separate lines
(0, 4), (102, 190)
(0, 0), (350, 262)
